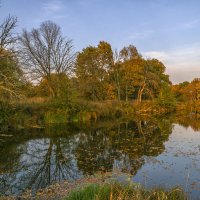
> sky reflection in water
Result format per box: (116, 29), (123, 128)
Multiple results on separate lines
(0, 117), (200, 199)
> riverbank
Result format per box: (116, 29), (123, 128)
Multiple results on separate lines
(0, 176), (104, 200)
(0, 98), (176, 131)
(0, 174), (187, 200)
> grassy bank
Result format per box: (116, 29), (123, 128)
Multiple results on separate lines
(66, 183), (187, 200)
(0, 98), (176, 130)
(0, 175), (187, 200)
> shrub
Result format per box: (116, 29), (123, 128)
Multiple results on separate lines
(0, 101), (13, 124)
(44, 109), (68, 124)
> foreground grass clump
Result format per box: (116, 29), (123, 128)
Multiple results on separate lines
(66, 183), (187, 200)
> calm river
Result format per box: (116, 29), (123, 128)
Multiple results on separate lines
(0, 116), (200, 199)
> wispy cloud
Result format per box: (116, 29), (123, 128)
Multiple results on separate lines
(52, 15), (67, 20)
(143, 44), (200, 83)
(42, 0), (68, 19)
(75, 0), (99, 6)
(180, 19), (200, 29)
(129, 30), (154, 40)
(34, 0), (68, 23)
(42, 0), (64, 14)
(143, 51), (169, 61)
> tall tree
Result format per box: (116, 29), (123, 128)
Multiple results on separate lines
(111, 45), (142, 101)
(0, 15), (24, 99)
(111, 50), (122, 101)
(120, 45), (142, 101)
(19, 21), (75, 97)
(0, 49), (24, 99)
(136, 59), (170, 102)
(76, 41), (114, 100)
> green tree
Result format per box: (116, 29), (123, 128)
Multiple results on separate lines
(76, 41), (114, 100)
(110, 45), (142, 101)
(119, 45), (142, 101)
(172, 81), (189, 101)
(0, 49), (24, 100)
(136, 59), (170, 102)
(0, 15), (24, 99)
(156, 83), (176, 111)
(34, 73), (77, 102)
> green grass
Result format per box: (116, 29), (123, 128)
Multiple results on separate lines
(44, 109), (68, 124)
(66, 183), (187, 200)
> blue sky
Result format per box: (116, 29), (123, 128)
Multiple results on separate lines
(1, 0), (200, 83)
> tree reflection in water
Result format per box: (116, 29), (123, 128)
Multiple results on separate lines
(0, 128), (82, 195)
(174, 114), (200, 131)
(0, 118), (173, 196)
(74, 119), (172, 175)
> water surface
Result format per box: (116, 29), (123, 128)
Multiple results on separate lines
(0, 116), (200, 199)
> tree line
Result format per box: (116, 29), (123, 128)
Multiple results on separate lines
(0, 16), (195, 106)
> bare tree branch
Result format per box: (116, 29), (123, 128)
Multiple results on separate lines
(18, 21), (75, 97)
(0, 15), (17, 50)
(0, 16), (25, 99)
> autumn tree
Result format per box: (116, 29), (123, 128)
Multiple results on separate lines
(136, 59), (170, 102)
(110, 50), (122, 100)
(19, 21), (75, 97)
(110, 45), (142, 101)
(76, 43), (171, 102)
(119, 45), (142, 101)
(183, 78), (200, 102)
(76, 41), (114, 100)
(172, 81), (189, 101)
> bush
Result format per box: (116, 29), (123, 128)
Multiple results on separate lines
(44, 109), (68, 124)
(0, 101), (13, 124)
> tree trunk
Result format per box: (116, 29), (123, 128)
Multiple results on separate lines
(137, 81), (146, 103)
(114, 71), (121, 101)
(125, 84), (128, 102)
(137, 120), (143, 134)
(116, 73), (121, 101)
(46, 79), (56, 97)
(49, 86), (56, 97)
